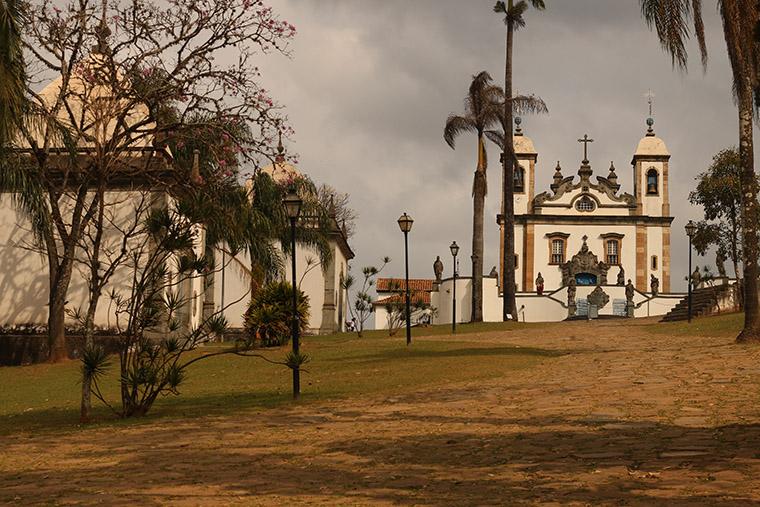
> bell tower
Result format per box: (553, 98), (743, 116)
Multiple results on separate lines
(631, 114), (672, 292)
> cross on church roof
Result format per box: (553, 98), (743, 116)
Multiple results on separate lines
(645, 89), (655, 117)
(577, 134), (593, 163)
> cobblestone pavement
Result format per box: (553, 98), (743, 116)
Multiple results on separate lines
(3, 318), (760, 505)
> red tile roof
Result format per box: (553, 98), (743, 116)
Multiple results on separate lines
(374, 292), (431, 306)
(376, 278), (434, 292)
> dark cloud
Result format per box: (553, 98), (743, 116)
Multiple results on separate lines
(260, 0), (752, 292)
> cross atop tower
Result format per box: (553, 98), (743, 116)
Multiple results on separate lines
(645, 89), (655, 117)
(577, 134), (594, 163)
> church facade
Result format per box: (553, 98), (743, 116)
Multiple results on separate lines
(411, 117), (685, 326)
(500, 118), (673, 296)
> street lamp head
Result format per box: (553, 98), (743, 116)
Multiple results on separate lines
(397, 212), (414, 233)
(449, 241), (459, 257)
(685, 220), (697, 238)
(283, 186), (303, 220)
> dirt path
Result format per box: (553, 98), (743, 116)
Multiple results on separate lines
(3, 319), (760, 505)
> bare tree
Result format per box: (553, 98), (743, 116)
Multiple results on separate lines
(12, 0), (295, 361)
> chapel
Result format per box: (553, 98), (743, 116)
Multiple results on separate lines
(498, 116), (674, 295)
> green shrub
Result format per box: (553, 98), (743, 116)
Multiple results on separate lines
(244, 281), (310, 347)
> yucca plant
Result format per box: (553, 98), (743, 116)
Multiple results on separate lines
(243, 281), (310, 347)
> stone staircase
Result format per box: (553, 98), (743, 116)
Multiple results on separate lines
(660, 285), (732, 322)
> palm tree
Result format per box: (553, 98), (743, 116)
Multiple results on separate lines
(493, 0), (546, 321)
(0, 0), (24, 146)
(444, 71), (503, 323)
(640, 0), (760, 342)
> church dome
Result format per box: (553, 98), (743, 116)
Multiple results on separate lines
(260, 161), (301, 183)
(634, 118), (669, 157)
(25, 53), (155, 150)
(514, 135), (537, 155)
(634, 136), (669, 157)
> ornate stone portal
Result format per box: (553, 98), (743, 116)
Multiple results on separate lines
(560, 236), (610, 286)
(587, 285), (610, 310)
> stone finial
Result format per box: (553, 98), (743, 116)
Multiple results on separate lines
(551, 161), (563, 193)
(607, 161), (620, 191)
(94, 0), (112, 55)
(646, 117), (655, 137)
(190, 149), (201, 183)
(275, 130), (285, 164)
(514, 116), (523, 136)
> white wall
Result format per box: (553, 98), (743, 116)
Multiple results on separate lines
(216, 240), (349, 334)
(0, 191), (207, 330)
(639, 160), (665, 217)
(532, 224), (637, 291)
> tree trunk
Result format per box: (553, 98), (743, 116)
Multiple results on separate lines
(736, 76), (760, 342)
(47, 292), (67, 362)
(471, 135), (486, 322)
(501, 14), (518, 321)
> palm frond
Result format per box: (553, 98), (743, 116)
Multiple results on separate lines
(0, 0), (25, 146)
(640, 0), (694, 70)
(691, 0), (707, 69)
(444, 115), (475, 148)
(510, 94), (549, 115)
(485, 129), (506, 150)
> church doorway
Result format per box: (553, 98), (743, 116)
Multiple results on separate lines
(575, 273), (597, 286)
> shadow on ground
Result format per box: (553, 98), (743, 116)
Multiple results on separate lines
(3, 412), (760, 505)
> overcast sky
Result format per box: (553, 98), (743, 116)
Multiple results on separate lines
(259, 0), (748, 292)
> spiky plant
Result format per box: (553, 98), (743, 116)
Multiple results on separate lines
(243, 281), (310, 347)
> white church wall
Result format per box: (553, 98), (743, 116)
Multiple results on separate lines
(216, 242), (330, 333)
(646, 226), (663, 290)
(634, 294), (682, 317)
(639, 160), (665, 217)
(537, 191), (632, 217)
(513, 159), (532, 215)
(531, 224), (637, 290)
(0, 196), (52, 325)
(0, 191), (192, 329)
(514, 225), (524, 291)
(434, 277), (473, 324)
(482, 277), (502, 322)
(325, 243), (350, 333)
(427, 278), (683, 325)
(515, 294), (566, 322)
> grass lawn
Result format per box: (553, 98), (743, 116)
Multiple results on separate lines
(644, 311), (743, 337)
(0, 325), (556, 436)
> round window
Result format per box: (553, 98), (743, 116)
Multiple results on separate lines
(575, 196), (595, 212)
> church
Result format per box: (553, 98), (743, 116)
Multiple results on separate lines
(503, 117), (672, 295)
(401, 115), (687, 328)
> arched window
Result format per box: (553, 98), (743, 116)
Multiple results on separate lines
(514, 166), (525, 193)
(646, 168), (659, 195)
(575, 196), (595, 212)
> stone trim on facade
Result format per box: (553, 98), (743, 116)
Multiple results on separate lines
(636, 224), (648, 290)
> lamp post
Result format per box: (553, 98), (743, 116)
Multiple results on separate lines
(397, 213), (414, 345)
(283, 187), (303, 398)
(450, 241), (459, 334)
(685, 220), (697, 323)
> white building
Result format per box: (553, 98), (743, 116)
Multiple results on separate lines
(502, 117), (673, 295)
(376, 117), (685, 327)
(0, 59), (353, 337)
(213, 160), (354, 335)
